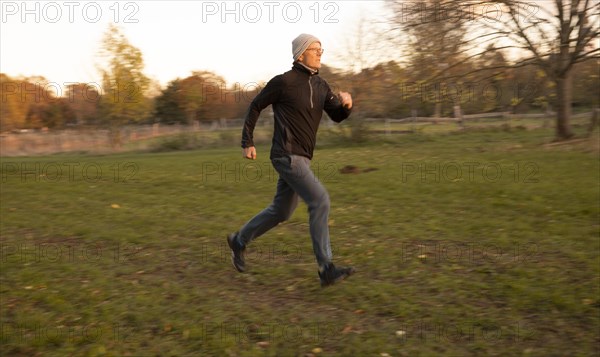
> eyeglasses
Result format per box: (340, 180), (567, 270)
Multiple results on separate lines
(305, 48), (324, 55)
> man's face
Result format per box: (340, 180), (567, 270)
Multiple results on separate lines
(299, 42), (323, 70)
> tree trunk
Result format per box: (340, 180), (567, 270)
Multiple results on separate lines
(434, 102), (442, 118)
(555, 70), (574, 140)
(109, 126), (122, 149)
(187, 109), (195, 126)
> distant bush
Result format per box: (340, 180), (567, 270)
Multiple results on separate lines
(151, 133), (202, 152)
(318, 116), (372, 146)
(218, 130), (239, 146)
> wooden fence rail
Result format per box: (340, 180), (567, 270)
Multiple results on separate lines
(1, 110), (597, 156)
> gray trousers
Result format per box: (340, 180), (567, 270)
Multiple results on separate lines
(237, 154), (332, 267)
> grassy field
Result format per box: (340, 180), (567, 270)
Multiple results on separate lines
(1, 125), (599, 356)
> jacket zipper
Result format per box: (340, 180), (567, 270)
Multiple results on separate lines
(309, 76), (314, 109)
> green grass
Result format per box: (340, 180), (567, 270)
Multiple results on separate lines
(1, 127), (599, 356)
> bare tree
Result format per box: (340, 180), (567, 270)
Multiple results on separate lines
(332, 11), (399, 118)
(388, 0), (599, 140)
(390, 0), (470, 117)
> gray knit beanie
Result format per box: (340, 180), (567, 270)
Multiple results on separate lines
(292, 33), (321, 61)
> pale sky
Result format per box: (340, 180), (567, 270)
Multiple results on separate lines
(1, 0), (389, 89)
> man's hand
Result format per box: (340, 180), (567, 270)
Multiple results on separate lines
(243, 146), (257, 160)
(339, 91), (353, 109)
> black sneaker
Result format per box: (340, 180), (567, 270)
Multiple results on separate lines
(227, 232), (246, 272)
(318, 263), (355, 287)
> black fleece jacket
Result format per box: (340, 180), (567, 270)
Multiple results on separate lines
(241, 62), (351, 160)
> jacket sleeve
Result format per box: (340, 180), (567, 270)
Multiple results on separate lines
(241, 75), (282, 148)
(323, 83), (352, 123)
